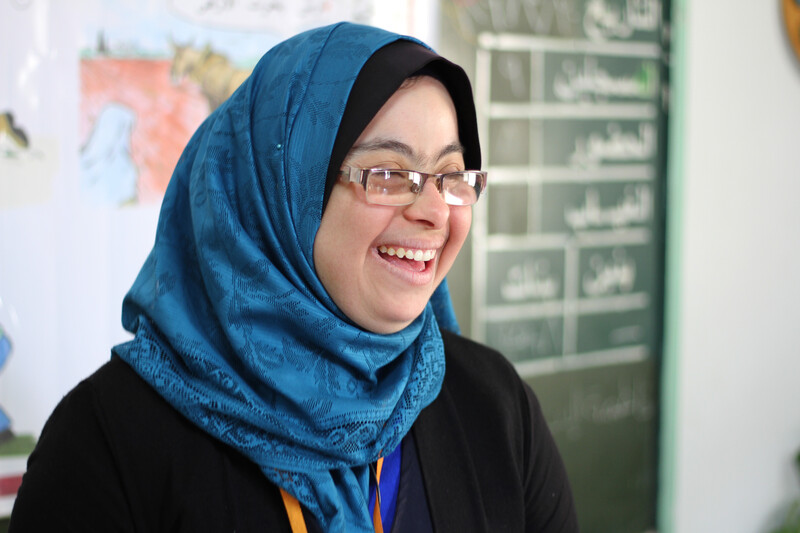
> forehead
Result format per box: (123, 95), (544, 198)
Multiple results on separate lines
(347, 76), (462, 165)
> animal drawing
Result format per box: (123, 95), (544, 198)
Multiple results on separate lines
(170, 42), (252, 111)
(0, 111), (30, 150)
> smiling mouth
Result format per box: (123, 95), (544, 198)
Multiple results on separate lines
(378, 245), (436, 272)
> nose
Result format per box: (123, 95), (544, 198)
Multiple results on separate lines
(403, 179), (449, 228)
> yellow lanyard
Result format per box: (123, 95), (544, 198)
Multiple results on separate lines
(279, 457), (385, 533)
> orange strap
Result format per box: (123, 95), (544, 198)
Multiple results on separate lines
(280, 487), (308, 533)
(372, 456), (385, 533)
(279, 457), (385, 533)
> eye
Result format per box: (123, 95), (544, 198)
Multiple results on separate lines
(383, 170), (411, 192)
(366, 169), (410, 195)
(437, 161), (465, 175)
(387, 169), (407, 180)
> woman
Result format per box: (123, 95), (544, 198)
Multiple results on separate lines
(10, 22), (578, 532)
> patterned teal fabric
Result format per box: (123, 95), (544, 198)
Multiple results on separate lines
(114, 22), (457, 532)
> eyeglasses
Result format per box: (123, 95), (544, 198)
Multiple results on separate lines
(339, 167), (487, 206)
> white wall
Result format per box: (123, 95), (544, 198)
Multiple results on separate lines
(663, 1), (800, 531)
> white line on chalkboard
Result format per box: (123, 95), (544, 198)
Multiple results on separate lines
(484, 165), (654, 184)
(575, 292), (650, 314)
(488, 233), (572, 250)
(485, 300), (565, 321)
(478, 33), (662, 59)
(486, 228), (652, 251)
(484, 292), (649, 322)
(514, 345), (649, 377)
(574, 228), (652, 247)
(489, 102), (657, 120)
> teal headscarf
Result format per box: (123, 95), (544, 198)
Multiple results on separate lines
(114, 22), (467, 532)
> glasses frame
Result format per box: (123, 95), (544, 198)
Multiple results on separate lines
(339, 167), (487, 206)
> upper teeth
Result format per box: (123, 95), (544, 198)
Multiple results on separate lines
(379, 246), (436, 262)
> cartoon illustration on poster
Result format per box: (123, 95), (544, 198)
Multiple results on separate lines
(0, 324), (12, 442)
(0, 1), (60, 209)
(80, 0), (372, 206)
(0, 306), (35, 513)
(0, 112), (29, 155)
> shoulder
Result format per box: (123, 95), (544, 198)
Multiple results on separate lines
(28, 357), (174, 457)
(12, 358), (160, 529)
(85, 356), (196, 441)
(14, 357), (287, 532)
(21, 357), (209, 492)
(42, 356), (202, 458)
(78, 357), (266, 485)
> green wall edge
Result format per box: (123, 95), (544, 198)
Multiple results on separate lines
(657, 0), (688, 531)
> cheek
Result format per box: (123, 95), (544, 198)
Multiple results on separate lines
(314, 189), (396, 300)
(438, 207), (472, 277)
(450, 207), (472, 246)
(314, 190), (355, 301)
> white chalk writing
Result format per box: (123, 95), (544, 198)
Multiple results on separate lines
(553, 56), (658, 101)
(570, 122), (656, 167)
(583, 0), (661, 42)
(583, 248), (636, 296)
(168, 0), (370, 32)
(564, 184), (652, 230)
(457, 0), (579, 35)
(501, 259), (561, 301)
(549, 376), (655, 439)
(492, 319), (560, 355)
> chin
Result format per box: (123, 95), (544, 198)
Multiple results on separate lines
(369, 306), (428, 335)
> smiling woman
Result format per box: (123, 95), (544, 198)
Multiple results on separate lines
(315, 76), (473, 335)
(10, 22), (579, 533)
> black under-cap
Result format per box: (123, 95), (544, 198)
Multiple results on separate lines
(323, 39), (481, 210)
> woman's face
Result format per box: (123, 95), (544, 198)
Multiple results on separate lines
(314, 76), (472, 334)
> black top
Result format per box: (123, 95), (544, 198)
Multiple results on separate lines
(10, 330), (579, 532)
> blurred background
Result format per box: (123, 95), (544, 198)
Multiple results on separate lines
(1, 0), (798, 531)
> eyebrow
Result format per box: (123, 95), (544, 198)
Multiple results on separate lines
(347, 138), (465, 167)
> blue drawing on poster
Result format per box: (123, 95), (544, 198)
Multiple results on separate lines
(0, 324), (12, 439)
(80, 102), (139, 205)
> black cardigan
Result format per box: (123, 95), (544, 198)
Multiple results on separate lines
(10, 330), (578, 532)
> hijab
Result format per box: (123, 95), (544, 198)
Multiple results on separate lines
(114, 22), (479, 532)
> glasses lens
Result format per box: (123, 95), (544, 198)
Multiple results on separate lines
(362, 169), (486, 206)
(365, 170), (416, 205)
(442, 172), (485, 206)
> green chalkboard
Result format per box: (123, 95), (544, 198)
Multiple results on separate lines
(440, 0), (669, 531)
(528, 359), (659, 531)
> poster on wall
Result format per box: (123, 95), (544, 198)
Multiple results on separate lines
(0, 0), (60, 209)
(79, 0), (372, 206)
(0, 319), (34, 517)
